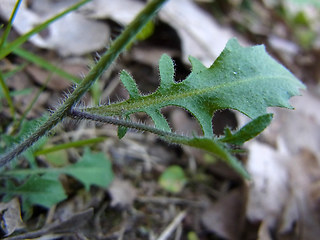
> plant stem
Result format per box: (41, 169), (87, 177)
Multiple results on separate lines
(0, 0), (168, 168)
(34, 137), (106, 156)
(0, 71), (15, 119)
(0, 0), (23, 50)
(67, 110), (250, 178)
(68, 109), (187, 142)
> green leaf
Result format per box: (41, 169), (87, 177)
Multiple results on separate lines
(63, 148), (113, 190)
(83, 38), (305, 138)
(118, 125), (128, 139)
(74, 38), (305, 178)
(159, 165), (187, 193)
(1, 149), (113, 208)
(181, 136), (250, 178)
(127, 20), (155, 49)
(45, 149), (69, 167)
(136, 20), (155, 41)
(2, 149), (113, 189)
(3, 174), (66, 208)
(221, 113), (273, 145)
(0, 117), (48, 167)
(34, 137), (106, 156)
(188, 232), (200, 240)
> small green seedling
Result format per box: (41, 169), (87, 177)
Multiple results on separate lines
(159, 165), (187, 193)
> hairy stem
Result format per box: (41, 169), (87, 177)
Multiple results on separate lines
(68, 109), (188, 142)
(68, 109), (250, 178)
(0, 0), (168, 168)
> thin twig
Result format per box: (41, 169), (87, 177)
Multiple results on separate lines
(4, 209), (93, 240)
(137, 196), (203, 208)
(157, 211), (187, 240)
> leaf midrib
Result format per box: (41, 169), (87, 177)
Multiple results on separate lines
(85, 75), (293, 115)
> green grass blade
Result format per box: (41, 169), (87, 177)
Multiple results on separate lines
(90, 81), (102, 105)
(34, 137), (106, 156)
(12, 74), (52, 131)
(0, 0), (90, 60)
(0, 168), (62, 177)
(2, 62), (26, 79)
(13, 47), (81, 84)
(8, 88), (32, 97)
(0, 71), (15, 119)
(0, 0), (23, 50)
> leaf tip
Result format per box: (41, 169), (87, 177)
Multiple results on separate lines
(159, 53), (175, 88)
(188, 56), (207, 73)
(120, 70), (141, 99)
(118, 125), (128, 139)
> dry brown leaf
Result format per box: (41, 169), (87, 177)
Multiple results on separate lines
(170, 108), (202, 136)
(245, 90), (320, 239)
(5, 70), (50, 117)
(4, 209), (94, 240)
(81, 0), (243, 66)
(159, 0), (242, 66)
(262, 91), (320, 157)
(257, 221), (272, 240)
(0, 198), (24, 237)
(201, 187), (247, 240)
(246, 141), (290, 228)
(0, 0), (110, 56)
(81, 0), (144, 24)
(281, 149), (320, 240)
(108, 178), (137, 208)
(0, 0), (243, 62)
(47, 208), (94, 234)
(26, 60), (88, 90)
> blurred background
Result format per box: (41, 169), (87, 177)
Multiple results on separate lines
(0, 0), (319, 239)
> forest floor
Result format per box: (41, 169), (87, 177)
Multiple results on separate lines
(1, 0), (320, 239)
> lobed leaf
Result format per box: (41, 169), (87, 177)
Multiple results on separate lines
(2, 148), (114, 191)
(180, 136), (250, 178)
(83, 38), (305, 138)
(77, 38), (305, 178)
(62, 148), (114, 190)
(221, 113), (274, 145)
